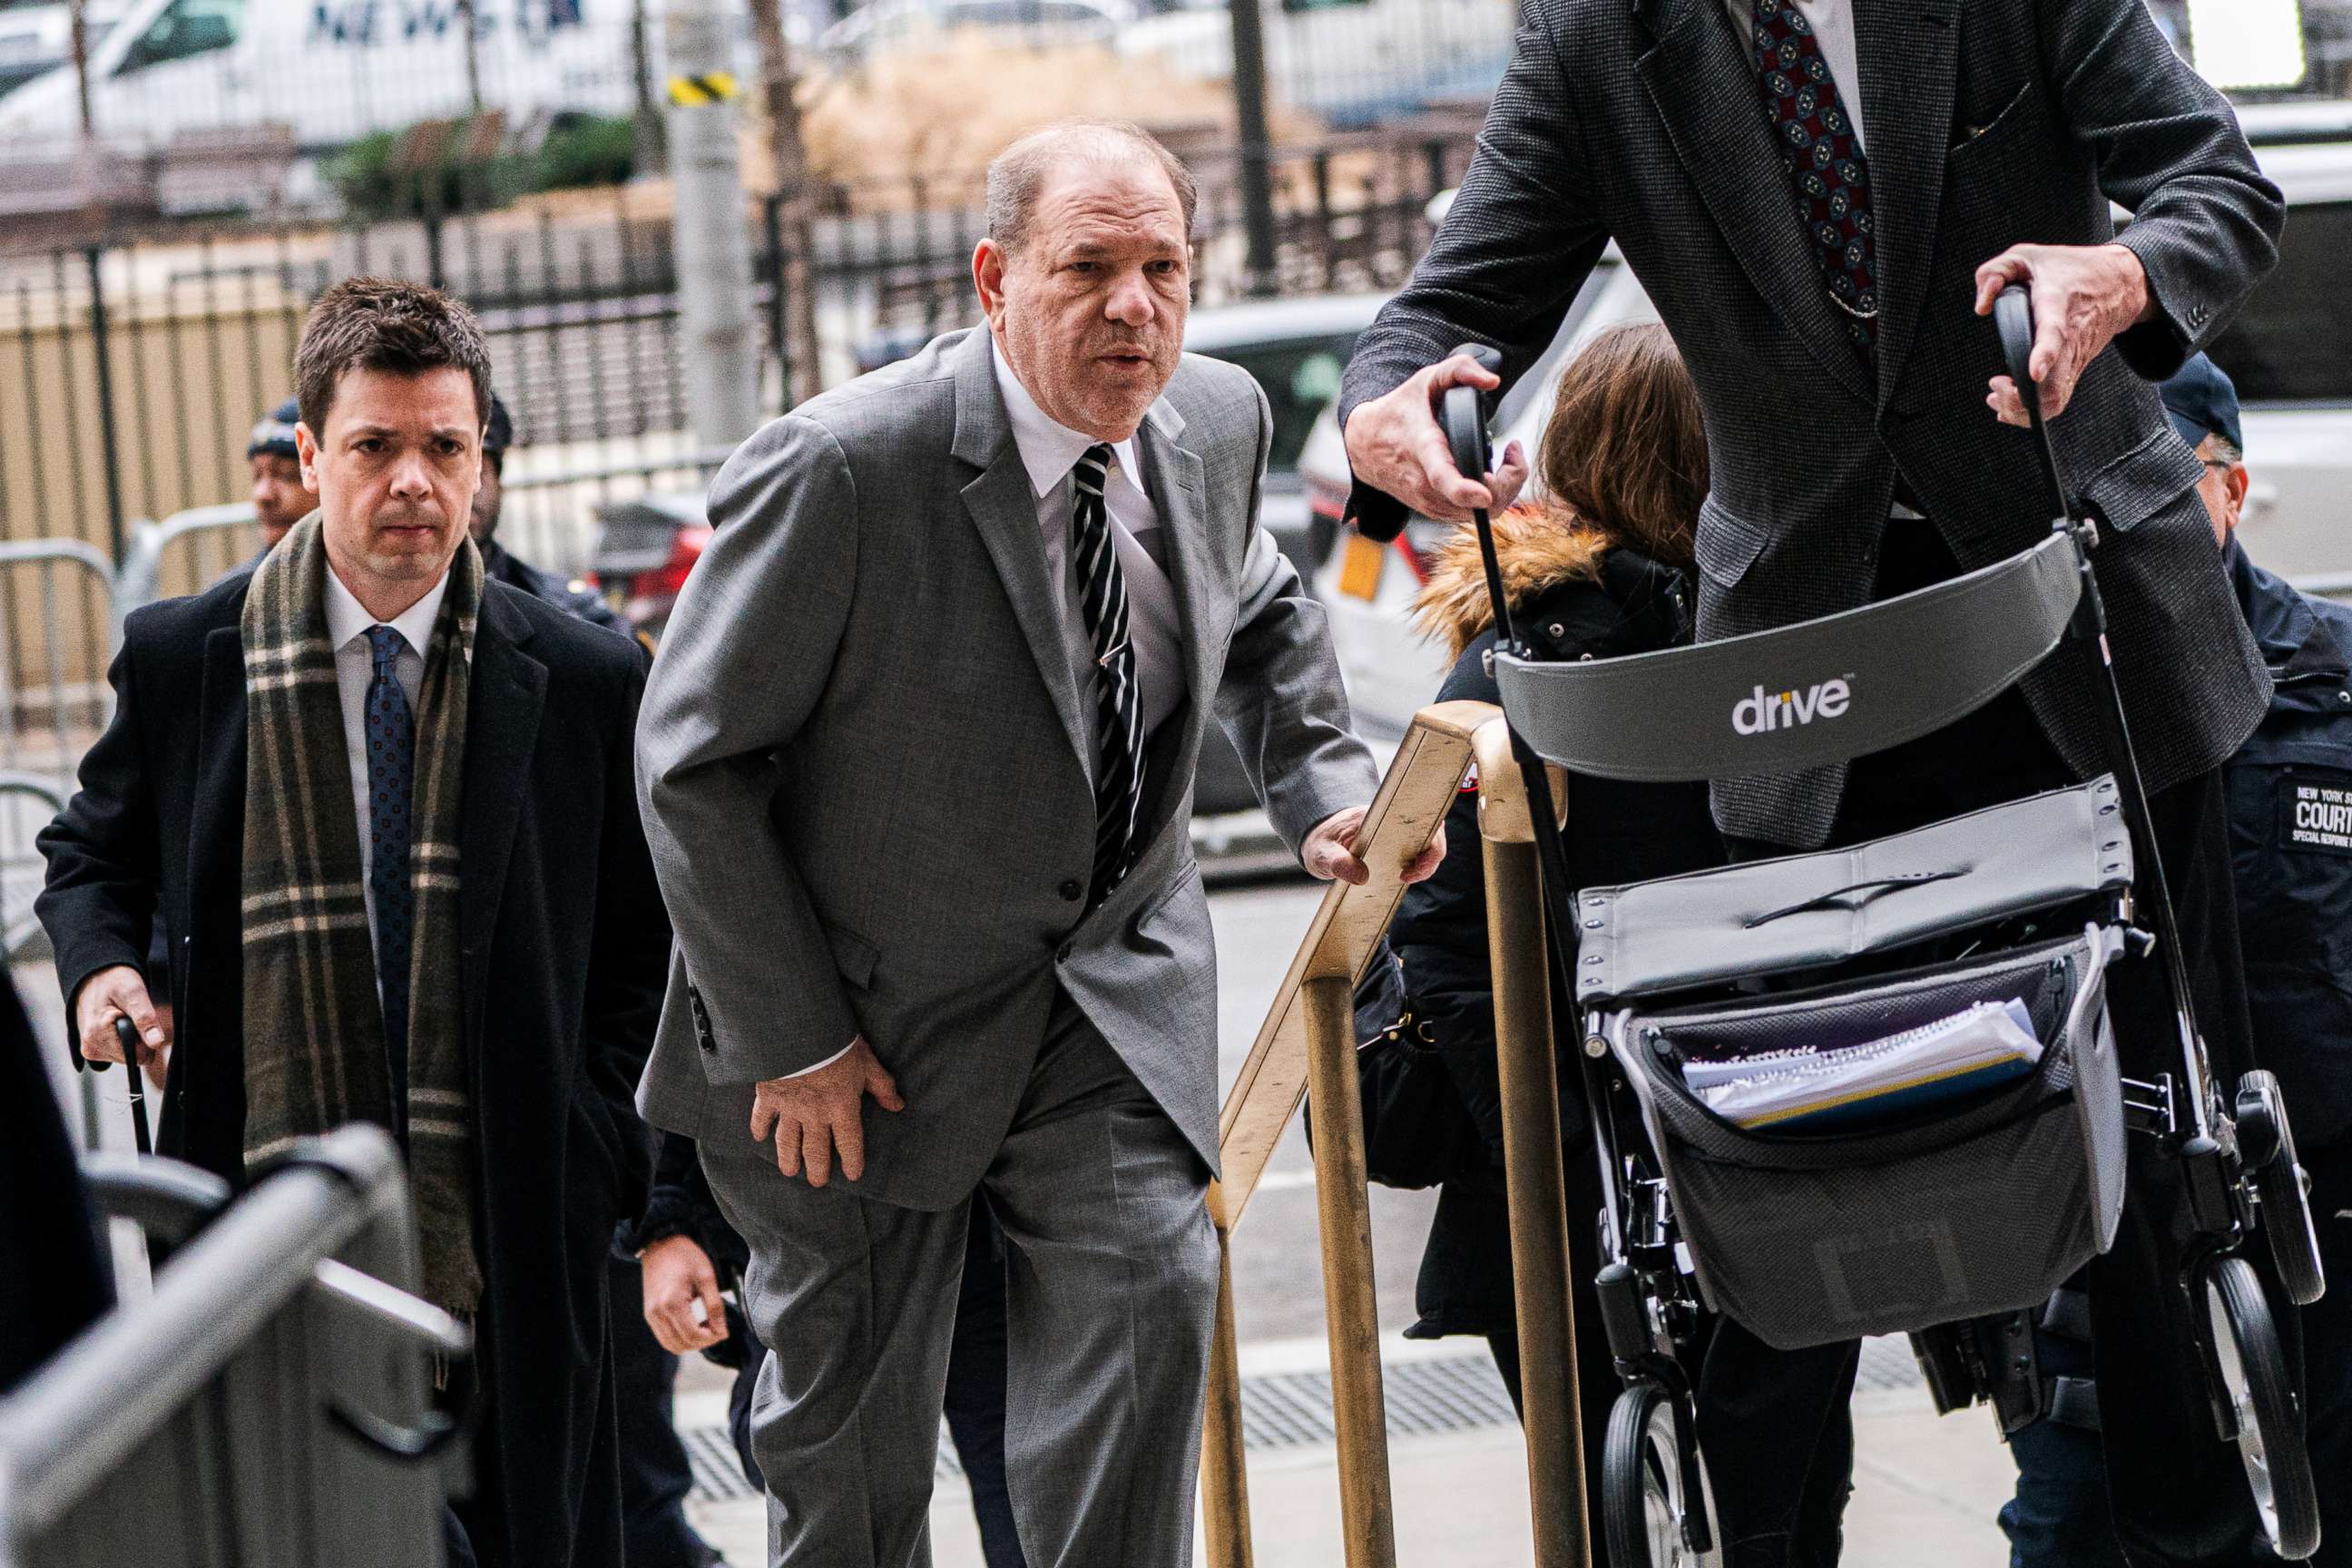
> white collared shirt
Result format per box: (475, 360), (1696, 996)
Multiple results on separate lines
(990, 337), (1186, 761)
(1721, 0), (1869, 154)
(322, 564), (449, 952)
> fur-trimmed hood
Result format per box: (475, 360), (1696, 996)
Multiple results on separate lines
(1411, 504), (1696, 662)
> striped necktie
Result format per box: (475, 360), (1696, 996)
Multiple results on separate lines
(1070, 444), (1146, 904)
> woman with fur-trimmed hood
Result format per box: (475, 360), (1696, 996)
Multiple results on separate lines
(1359, 322), (1735, 1554)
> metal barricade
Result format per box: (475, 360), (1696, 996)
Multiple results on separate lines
(113, 505), (261, 625)
(0, 542), (116, 799)
(0, 1125), (469, 1568)
(0, 773), (64, 966)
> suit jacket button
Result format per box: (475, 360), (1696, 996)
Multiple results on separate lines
(1056, 942), (1074, 963)
(1059, 878), (1083, 902)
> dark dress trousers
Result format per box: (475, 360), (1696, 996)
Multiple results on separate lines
(35, 571), (671, 1568)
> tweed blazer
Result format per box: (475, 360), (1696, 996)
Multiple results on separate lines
(1341, 0), (2284, 847)
(635, 327), (1379, 1210)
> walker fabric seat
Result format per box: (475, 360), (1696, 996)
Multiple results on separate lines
(1571, 776), (2133, 1008)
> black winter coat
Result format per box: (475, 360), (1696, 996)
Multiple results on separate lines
(2224, 540), (2352, 1152)
(1370, 525), (1722, 1339)
(35, 571), (670, 1568)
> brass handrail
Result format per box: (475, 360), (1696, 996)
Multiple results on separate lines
(1198, 700), (1592, 1568)
(1474, 717), (1591, 1567)
(1200, 700), (1491, 1568)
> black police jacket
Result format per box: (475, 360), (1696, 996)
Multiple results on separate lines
(2225, 540), (2352, 1152)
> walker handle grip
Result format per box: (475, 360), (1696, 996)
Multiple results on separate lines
(1439, 342), (1500, 491)
(1994, 284), (2073, 523)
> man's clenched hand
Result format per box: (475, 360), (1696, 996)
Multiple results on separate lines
(1974, 242), (2155, 426)
(640, 1233), (729, 1355)
(750, 1035), (905, 1187)
(74, 964), (172, 1088)
(1340, 353), (1530, 525)
(1303, 806), (1446, 888)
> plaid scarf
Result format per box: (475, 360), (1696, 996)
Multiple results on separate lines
(240, 514), (484, 1317)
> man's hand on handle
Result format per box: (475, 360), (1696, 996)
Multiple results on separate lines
(640, 1233), (730, 1355)
(1340, 353), (1530, 525)
(1975, 242), (2155, 426)
(74, 964), (172, 1088)
(750, 1035), (905, 1188)
(1304, 805), (1446, 888)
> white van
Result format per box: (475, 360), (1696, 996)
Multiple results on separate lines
(0, 0), (132, 101)
(0, 0), (640, 149)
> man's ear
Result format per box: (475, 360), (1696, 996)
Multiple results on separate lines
(973, 238), (1007, 327)
(2223, 463), (2251, 533)
(294, 421), (320, 492)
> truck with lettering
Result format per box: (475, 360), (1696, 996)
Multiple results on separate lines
(0, 0), (639, 152)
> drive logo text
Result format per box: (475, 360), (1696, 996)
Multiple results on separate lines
(1732, 678), (1852, 736)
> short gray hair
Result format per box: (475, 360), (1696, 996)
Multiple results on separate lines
(2203, 433), (2245, 468)
(985, 119), (1198, 257)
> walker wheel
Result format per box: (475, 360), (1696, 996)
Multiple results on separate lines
(2202, 1254), (2321, 1559)
(2237, 1070), (2327, 1308)
(1604, 1382), (1723, 1568)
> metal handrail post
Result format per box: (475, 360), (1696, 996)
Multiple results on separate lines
(1474, 717), (1591, 1565)
(1200, 1222), (1254, 1568)
(1303, 970), (1397, 1568)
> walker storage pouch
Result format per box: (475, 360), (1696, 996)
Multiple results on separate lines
(1600, 926), (2127, 1350)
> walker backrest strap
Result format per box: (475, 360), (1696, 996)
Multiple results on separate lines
(1493, 532), (2082, 782)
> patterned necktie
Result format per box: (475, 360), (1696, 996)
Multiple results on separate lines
(1070, 444), (1147, 905)
(363, 623), (416, 1115)
(1747, 0), (1879, 365)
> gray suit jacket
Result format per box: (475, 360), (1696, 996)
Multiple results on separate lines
(1340, 0), (2284, 848)
(636, 327), (1379, 1208)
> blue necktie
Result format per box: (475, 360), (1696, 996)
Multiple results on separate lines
(364, 623), (416, 1119)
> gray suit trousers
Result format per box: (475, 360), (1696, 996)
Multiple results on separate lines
(701, 992), (1219, 1568)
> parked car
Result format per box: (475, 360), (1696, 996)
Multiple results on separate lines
(1301, 108), (2352, 739)
(1297, 252), (1655, 740)
(2206, 103), (2352, 587)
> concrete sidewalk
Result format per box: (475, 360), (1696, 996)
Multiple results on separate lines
(681, 1339), (2025, 1567)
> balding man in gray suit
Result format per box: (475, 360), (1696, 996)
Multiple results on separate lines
(634, 120), (1436, 1567)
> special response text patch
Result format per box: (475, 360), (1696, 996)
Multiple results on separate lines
(2282, 773), (2352, 858)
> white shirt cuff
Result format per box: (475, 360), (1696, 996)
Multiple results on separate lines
(780, 1039), (858, 1079)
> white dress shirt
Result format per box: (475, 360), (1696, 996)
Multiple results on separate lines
(990, 340), (1186, 754)
(322, 565), (448, 958)
(1721, 0), (1869, 153)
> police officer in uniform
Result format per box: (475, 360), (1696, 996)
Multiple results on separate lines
(1993, 355), (2348, 1566)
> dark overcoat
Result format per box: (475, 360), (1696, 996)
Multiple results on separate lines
(36, 571), (669, 1568)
